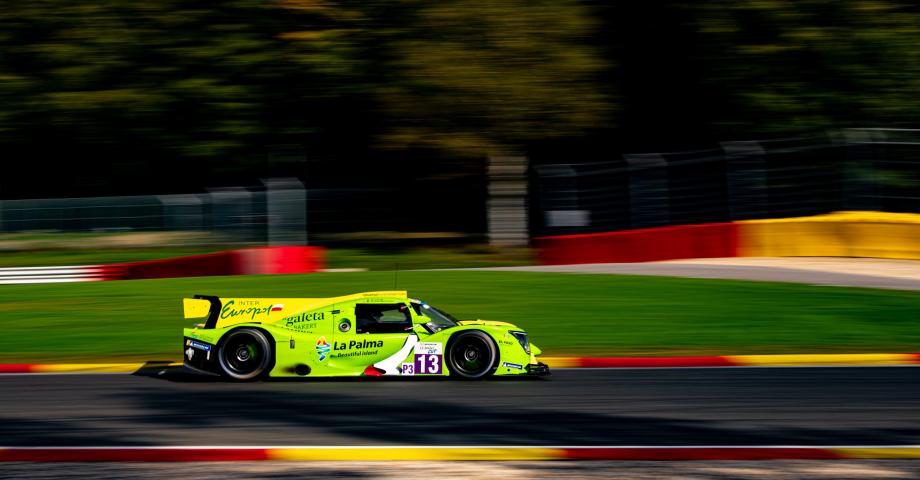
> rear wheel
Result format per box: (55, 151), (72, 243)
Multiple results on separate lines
(217, 328), (273, 381)
(447, 331), (497, 379)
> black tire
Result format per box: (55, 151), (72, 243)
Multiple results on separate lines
(217, 328), (273, 381)
(447, 331), (497, 380)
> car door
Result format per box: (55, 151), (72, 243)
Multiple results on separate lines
(329, 302), (414, 372)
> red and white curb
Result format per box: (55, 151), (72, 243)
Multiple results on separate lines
(0, 266), (107, 285)
(1, 446), (919, 461)
(541, 353), (920, 368)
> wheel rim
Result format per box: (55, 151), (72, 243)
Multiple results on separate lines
(223, 335), (263, 375)
(451, 336), (491, 376)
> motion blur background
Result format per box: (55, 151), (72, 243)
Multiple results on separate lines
(1, 0), (919, 254)
(4, 5), (920, 473)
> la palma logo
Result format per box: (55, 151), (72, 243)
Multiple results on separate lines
(316, 336), (331, 362)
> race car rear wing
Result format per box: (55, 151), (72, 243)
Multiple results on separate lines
(183, 295), (221, 328)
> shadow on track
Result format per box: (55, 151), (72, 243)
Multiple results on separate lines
(3, 368), (920, 446)
(131, 361), (547, 383)
(115, 378), (920, 447)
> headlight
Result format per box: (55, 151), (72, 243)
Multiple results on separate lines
(509, 331), (530, 354)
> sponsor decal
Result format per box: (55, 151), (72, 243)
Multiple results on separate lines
(316, 336), (331, 362)
(413, 342), (443, 375)
(415, 352), (442, 374)
(415, 342), (443, 355)
(334, 339), (384, 350)
(401, 362), (415, 376)
(287, 322), (317, 331)
(282, 311), (325, 328)
(190, 333), (215, 342)
(330, 350), (380, 358)
(502, 362), (524, 370)
(361, 297), (397, 303)
(220, 300), (273, 321)
(189, 340), (211, 351)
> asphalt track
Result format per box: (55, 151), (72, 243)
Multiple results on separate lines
(2, 367), (918, 447)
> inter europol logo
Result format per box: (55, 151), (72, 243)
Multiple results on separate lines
(316, 336), (331, 362)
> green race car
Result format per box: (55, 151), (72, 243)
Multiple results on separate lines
(182, 290), (549, 380)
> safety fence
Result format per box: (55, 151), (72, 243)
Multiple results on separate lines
(0, 179), (307, 246)
(1, 129), (918, 250)
(532, 129), (920, 237)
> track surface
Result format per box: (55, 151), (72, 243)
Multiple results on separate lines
(2, 367), (918, 447)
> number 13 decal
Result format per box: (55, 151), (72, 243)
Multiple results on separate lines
(414, 353), (442, 374)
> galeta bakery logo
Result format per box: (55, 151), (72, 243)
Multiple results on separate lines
(284, 311), (325, 327)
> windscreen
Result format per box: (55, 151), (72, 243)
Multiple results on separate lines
(411, 301), (458, 333)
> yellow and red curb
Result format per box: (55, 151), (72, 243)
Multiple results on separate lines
(537, 210), (920, 264)
(540, 353), (920, 369)
(1, 446), (920, 462)
(2, 353), (920, 375)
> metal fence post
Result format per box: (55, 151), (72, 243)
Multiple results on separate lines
(537, 165), (591, 235)
(157, 194), (205, 231)
(624, 153), (670, 228)
(841, 128), (881, 211)
(487, 156), (529, 247)
(263, 177), (307, 246)
(208, 187), (255, 244)
(722, 141), (767, 220)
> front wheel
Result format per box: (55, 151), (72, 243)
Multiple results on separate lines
(447, 331), (497, 380)
(217, 328), (273, 381)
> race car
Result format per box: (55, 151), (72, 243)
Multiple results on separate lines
(181, 290), (549, 380)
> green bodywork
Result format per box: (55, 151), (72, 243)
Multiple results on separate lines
(181, 290), (544, 378)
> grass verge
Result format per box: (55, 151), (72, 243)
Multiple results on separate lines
(1, 271), (918, 363)
(0, 245), (533, 270)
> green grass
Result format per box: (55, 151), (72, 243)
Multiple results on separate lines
(1, 271), (919, 363)
(326, 246), (534, 270)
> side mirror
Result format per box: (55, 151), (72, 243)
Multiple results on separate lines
(411, 311), (429, 325)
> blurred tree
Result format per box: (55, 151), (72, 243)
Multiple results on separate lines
(691, 0), (920, 135)
(16, 0), (920, 197)
(279, 0), (611, 155)
(0, 0), (610, 197)
(0, 0), (335, 194)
